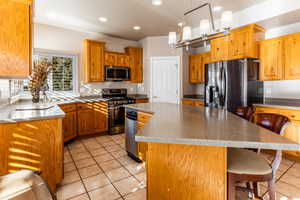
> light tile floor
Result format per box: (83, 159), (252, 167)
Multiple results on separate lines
(57, 134), (300, 200)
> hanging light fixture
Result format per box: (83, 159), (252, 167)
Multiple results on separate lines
(168, 3), (233, 49)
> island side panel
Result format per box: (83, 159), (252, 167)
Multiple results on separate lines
(0, 118), (63, 192)
(147, 143), (227, 200)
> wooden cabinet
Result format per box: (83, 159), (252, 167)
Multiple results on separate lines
(210, 24), (265, 62)
(94, 101), (108, 133)
(0, 0), (33, 78)
(136, 99), (149, 103)
(84, 40), (105, 82)
(260, 32), (300, 81)
(126, 47), (143, 83)
(210, 35), (229, 62)
(136, 111), (153, 162)
(260, 37), (285, 81)
(285, 33), (300, 80)
(182, 99), (204, 108)
(60, 104), (77, 142)
(104, 52), (130, 67)
(77, 102), (108, 136)
(104, 52), (117, 66)
(228, 24), (265, 59)
(77, 104), (95, 136)
(255, 106), (300, 159)
(189, 52), (210, 83)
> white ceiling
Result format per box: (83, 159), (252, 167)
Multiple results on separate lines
(35, 0), (268, 41)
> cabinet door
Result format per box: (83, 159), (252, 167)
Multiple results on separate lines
(210, 36), (229, 62)
(189, 55), (197, 83)
(260, 38), (284, 80)
(0, 0), (32, 78)
(78, 109), (95, 135)
(202, 52), (211, 82)
(94, 102), (108, 133)
(84, 40), (105, 82)
(285, 33), (300, 80)
(126, 47), (143, 83)
(104, 52), (117, 66)
(116, 54), (125, 66)
(229, 29), (250, 59)
(62, 111), (77, 142)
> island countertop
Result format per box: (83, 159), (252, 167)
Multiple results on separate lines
(125, 103), (300, 151)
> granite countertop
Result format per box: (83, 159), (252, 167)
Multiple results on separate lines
(0, 96), (109, 124)
(182, 95), (204, 101)
(125, 103), (300, 151)
(254, 98), (300, 110)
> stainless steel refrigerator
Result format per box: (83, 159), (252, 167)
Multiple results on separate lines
(205, 59), (264, 113)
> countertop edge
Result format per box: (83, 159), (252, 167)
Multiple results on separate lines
(135, 136), (300, 151)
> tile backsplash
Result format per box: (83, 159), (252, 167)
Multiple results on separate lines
(264, 80), (300, 99)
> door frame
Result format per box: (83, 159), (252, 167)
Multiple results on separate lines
(150, 56), (181, 104)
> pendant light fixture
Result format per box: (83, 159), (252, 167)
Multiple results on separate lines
(168, 3), (233, 49)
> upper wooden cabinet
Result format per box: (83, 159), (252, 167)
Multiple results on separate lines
(260, 32), (300, 81)
(210, 24), (265, 62)
(104, 52), (117, 66)
(228, 24), (265, 59)
(210, 35), (229, 62)
(189, 52), (210, 83)
(84, 40), (105, 82)
(104, 52), (130, 67)
(285, 33), (300, 80)
(0, 0), (33, 78)
(125, 47), (143, 83)
(260, 37), (285, 81)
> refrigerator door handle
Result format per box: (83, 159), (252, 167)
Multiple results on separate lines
(223, 64), (228, 109)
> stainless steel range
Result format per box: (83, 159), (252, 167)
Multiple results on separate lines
(102, 89), (136, 135)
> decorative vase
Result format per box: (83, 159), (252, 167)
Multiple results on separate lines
(31, 88), (40, 103)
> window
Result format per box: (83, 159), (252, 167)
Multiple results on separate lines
(29, 51), (77, 92)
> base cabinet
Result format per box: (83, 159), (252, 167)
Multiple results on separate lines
(78, 108), (95, 136)
(182, 100), (205, 108)
(136, 112), (153, 162)
(60, 104), (77, 142)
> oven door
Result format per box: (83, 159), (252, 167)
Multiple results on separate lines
(109, 105), (125, 135)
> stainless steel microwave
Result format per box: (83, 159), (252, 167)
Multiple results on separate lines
(105, 66), (131, 81)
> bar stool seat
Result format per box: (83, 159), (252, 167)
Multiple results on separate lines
(0, 170), (54, 200)
(228, 148), (272, 175)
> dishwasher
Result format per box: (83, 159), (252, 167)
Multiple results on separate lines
(125, 110), (141, 162)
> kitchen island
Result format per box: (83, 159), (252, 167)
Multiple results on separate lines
(125, 103), (300, 200)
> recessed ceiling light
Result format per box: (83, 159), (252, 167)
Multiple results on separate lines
(178, 22), (184, 27)
(98, 17), (108, 22)
(133, 26), (141, 30)
(213, 6), (222, 12)
(152, 0), (162, 6)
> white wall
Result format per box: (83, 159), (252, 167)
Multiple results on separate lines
(34, 23), (141, 93)
(138, 36), (197, 97)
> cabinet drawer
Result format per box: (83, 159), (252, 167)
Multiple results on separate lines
(138, 112), (153, 123)
(194, 101), (204, 107)
(60, 104), (77, 113)
(77, 103), (93, 110)
(137, 121), (145, 131)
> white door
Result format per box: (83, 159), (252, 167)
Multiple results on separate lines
(151, 57), (180, 104)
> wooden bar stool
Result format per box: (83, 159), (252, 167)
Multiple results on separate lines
(235, 106), (256, 122)
(228, 113), (290, 200)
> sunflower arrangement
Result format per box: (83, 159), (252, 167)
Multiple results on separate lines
(29, 60), (52, 103)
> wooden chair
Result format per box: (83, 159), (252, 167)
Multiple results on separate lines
(228, 113), (290, 200)
(235, 106), (256, 122)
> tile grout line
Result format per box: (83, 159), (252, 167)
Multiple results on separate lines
(261, 161), (297, 198)
(81, 137), (125, 200)
(94, 135), (146, 199)
(64, 142), (92, 200)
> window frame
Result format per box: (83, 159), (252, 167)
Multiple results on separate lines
(33, 49), (79, 93)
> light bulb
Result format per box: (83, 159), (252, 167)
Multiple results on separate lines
(182, 26), (192, 41)
(168, 32), (177, 46)
(199, 19), (210, 36)
(152, 0), (162, 6)
(221, 11), (233, 29)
